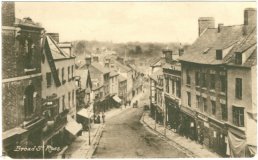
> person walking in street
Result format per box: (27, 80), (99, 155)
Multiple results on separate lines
(102, 112), (105, 123)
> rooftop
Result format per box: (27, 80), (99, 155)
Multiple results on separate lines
(180, 24), (256, 67)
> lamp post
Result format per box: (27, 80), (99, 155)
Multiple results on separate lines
(88, 113), (91, 145)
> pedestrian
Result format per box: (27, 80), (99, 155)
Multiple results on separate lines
(102, 112), (105, 123)
(200, 131), (204, 149)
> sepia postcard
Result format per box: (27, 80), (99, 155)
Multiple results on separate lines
(1, 1), (257, 158)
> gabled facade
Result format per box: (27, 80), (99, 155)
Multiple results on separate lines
(41, 34), (79, 157)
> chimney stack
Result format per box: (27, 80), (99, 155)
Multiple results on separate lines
(162, 48), (173, 64)
(218, 23), (224, 33)
(198, 17), (215, 36)
(2, 2), (15, 26)
(85, 55), (92, 68)
(243, 8), (257, 35)
(47, 33), (59, 43)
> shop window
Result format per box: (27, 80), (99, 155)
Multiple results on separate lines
(232, 106), (244, 127)
(46, 72), (52, 88)
(220, 75), (226, 93)
(166, 78), (169, 93)
(196, 96), (201, 109)
(24, 84), (35, 118)
(203, 98), (208, 113)
(195, 71), (200, 86)
(172, 79), (175, 94)
(176, 80), (181, 98)
(201, 73), (206, 87)
(235, 78), (242, 99)
(211, 100), (216, 115)
(221, 104), (228, 121)
(210, 74), (215, 90)
(186, 69), (191, 85)
(187, 92), (191, 107)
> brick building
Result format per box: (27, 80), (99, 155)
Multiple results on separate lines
(179, 8), (256, 157)
(2, 2), (45, 158)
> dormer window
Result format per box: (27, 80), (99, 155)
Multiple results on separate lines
(235, 52), (242, 64)
(216, 50), (223, 60)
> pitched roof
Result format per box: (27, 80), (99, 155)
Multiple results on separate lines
(179, 25), (246, 65)
(149, 68), (163, 82)
(150, 57), (162, 67)
(118, 74), (127, 82)
(111, 59), (132, 72)
(180, 23), (257, 68)
(91, 62), (110, 74)
(47, 36), (70, 60)
(109, 71), (119, 77)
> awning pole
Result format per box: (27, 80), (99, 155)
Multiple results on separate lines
(88, 116), (91, 145)
(42, 141), (45, 159)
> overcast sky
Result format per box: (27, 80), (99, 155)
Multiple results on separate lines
(15, 2), (256, 44)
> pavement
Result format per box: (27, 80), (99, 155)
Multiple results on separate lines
(61, 93), (142, 159)
(141, 111), (220, 158)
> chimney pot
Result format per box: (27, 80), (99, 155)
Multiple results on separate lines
(218, 23), (224, 33)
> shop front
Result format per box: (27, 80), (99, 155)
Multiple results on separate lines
(208, 118), (227, 157)
(165, 96), (180, 130)
(196, 112), (209, 147)
(179, 106), (197, 141)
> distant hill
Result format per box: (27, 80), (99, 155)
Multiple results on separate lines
(72, 40), (189, 63)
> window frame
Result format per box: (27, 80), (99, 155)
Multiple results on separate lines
(210, 74), (216, 90)
(211, 100), (216, 115)
(203, 98), (208, 113)
(235, 52), (242, 64)
(186, 69), (191, 85)
(232, 106), (244, 127)
(235, 78), (242, 99)
(216, 49), (223, 60)
(187, 92), (191, 107)
(46, 72), (52, 88)
(221, 104), (228, 121)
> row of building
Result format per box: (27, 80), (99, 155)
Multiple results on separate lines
(2, 2), (144, 158)
(149, 8), (256, 157)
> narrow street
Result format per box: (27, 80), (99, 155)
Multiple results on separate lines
(93, 105), (188, 158)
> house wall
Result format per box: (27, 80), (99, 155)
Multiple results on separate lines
(181, 63), (226, 121)
(110, 75), (119, 95)
(41, 55), (77, 119)
(227, 67), (252, 128)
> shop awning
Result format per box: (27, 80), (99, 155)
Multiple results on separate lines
(113, 95), (122, 103)
(77, 108), (94, 119)
(65, 120), (82, 136)
(2, 127), (27, 140)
